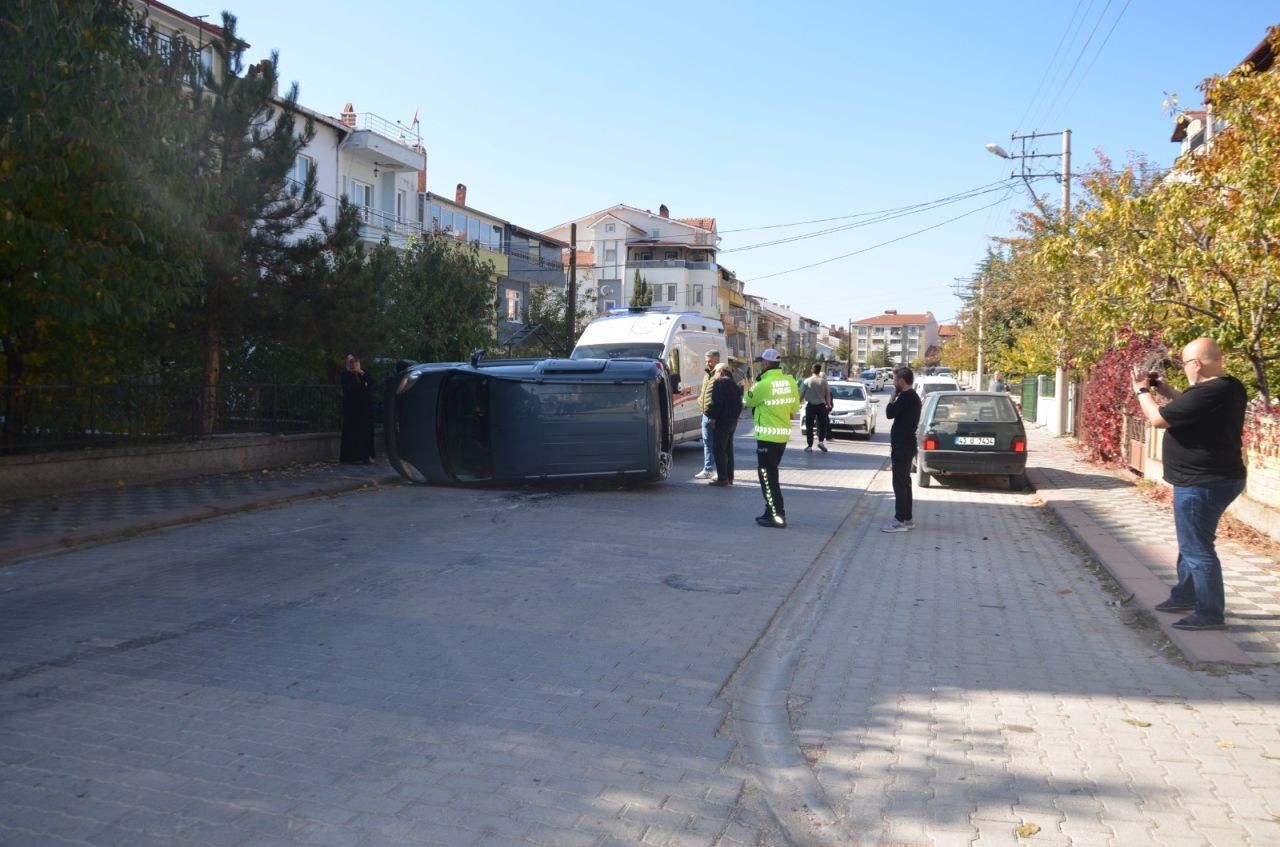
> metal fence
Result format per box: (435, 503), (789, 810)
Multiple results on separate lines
(0, 383), (346, 455)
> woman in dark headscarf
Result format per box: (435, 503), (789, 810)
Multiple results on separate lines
(340, 354), (376, 463)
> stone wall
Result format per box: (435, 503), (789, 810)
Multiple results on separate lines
(0, 433), (341, 499)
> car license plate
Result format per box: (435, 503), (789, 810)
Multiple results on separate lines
(956, 436), (995, 446)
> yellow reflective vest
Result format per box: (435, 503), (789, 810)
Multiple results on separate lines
(744, 368), (801, 442)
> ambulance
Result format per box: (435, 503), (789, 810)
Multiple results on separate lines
(571, 307), (728, 443)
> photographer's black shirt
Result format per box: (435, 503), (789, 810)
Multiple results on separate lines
(1159, 375), (1247, 486)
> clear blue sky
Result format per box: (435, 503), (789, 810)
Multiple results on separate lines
(226, 1), (1275, 327)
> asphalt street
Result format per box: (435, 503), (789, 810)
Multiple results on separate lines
(2, 396), (1278, 846)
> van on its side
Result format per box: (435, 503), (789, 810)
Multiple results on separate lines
(571, 307), (727, 443)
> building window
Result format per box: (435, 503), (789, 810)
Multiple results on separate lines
(349, 179), (372, 222)
(505, 289), (522, 321)
(417, 194), (425, 224)
(469, 217), (480, 242)
(396, 190), (406, 224)
(491, 225), (503, 249)
(604, 248), (617, 265)
(605, 223), (616, 233)
(288, 155), (312, 191)
(453, 212), (468, 238)
(664, 250), (677, 260)
(430, 203), (442, 231)
(689, 285), (704, 306)
(666, 284), (676, 302)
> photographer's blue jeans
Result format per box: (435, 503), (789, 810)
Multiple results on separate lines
(702, 415), (715, 471)
(1169, 478), (1246, 624)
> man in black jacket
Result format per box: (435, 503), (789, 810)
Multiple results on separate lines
(883, 366), (922, 532)
(1130, 337), (1247, 631)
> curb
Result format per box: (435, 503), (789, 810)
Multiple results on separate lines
(1028, 466), (1253, 666)
(0, 474), (403, 568)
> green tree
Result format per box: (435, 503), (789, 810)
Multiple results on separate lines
(629, 269), (652, 307)
(866, 349), (889, 368)
(177, 14), (321, 430)
(0, 0), (201, 389)
(511, 283), (597, 357)
(388, 236), (496, 363)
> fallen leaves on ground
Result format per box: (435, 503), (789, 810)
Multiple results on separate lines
(1217, 739), (1237, 749)
(1122, 718), (1152, 728)
(1016, 823), (1041, 837)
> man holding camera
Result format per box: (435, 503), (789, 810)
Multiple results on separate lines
(1130, 337), (1247, 632)
(882, 366), (922, 533)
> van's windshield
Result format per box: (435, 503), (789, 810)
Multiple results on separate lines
(571, 343), (666, 360)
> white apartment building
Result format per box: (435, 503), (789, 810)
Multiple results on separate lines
(542, 204), (720, 320)
(851, 310), (940, 368)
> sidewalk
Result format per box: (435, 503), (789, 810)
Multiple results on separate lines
(0, 460), (400, 566)
(1026, 425), (1280, 666)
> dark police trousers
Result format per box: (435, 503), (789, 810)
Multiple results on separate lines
(756, 440), (787, 519)
(890, 444), (916, 523)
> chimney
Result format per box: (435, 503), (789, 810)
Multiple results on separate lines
(884, 309), (897, 315)
(340, 102), (356, 128)
(417, 165), (426, 194)
(456, 183), (467, 206)
(659, 204), (669, 219)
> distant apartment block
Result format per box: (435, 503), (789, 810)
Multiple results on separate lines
(851, 310), (939, 367)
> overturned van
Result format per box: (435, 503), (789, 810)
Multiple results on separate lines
(386, 357), (674, 486)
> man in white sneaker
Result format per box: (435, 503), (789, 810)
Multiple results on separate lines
(695, 350), (720, 479)
(882, 366), (921, 532)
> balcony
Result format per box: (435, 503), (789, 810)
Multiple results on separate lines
(631, 259), (716, 271)
(341, 112), (426, 172)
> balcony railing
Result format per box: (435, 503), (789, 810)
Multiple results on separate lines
(342, 112), (423, 149)
(630, 259), (717, 271)
(354, 208), (564, 270)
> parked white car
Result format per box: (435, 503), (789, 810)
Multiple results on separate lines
(829, 381), (878, 439)
(915, 376), (962, 403)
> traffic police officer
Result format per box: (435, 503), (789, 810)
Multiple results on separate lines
(743, 348), (801, 528)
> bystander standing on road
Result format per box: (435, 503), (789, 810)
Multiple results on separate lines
(706, 363), (744, 487)
(882, 366), (921, 533)
(340, 354), (376, 464)
(1130, 337), (1248, 631)
(800, 364), (833, 453)
(695, 351), (721, 480)
(743, 348), (800, 528)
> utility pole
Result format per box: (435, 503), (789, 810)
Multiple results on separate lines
(985, 128), (1072, 432)
(847, 318), (853, 378)
(566, 223), (577, 357)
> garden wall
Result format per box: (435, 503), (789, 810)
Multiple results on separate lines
(0, 433), (341, 500)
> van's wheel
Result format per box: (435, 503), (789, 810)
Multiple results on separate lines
(917, 467), (931, 487)
(1009, 473), (1027, 491)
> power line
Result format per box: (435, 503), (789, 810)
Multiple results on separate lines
(1035, 0), (1115, 129)
(1057, 0), (1133, 118)
(721, 183), (1015, 253)
(742, 190), (1015, 283)
(717, 180), (1013, 234)
(1015, 0), (1089, 133)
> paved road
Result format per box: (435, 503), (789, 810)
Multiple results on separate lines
(2, 397), (1278, 846)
